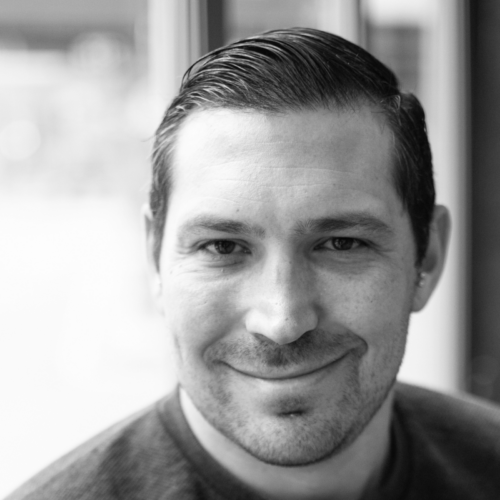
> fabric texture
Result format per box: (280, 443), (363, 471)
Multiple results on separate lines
(5, 383), (500, 500)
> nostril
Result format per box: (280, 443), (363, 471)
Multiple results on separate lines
(245, 310), (318, 346)
(243, 269), (319, 344)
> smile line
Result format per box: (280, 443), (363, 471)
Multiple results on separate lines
(225, 353), (348, 381)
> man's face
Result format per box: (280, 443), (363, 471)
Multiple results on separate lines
(155, 107), (419, 466)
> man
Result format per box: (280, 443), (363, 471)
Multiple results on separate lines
(7, 27), (500, 500)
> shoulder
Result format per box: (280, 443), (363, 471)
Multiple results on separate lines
(395, 381), (500, 439)
(394, 382), (500, 499)
(4, 393), (195, 500)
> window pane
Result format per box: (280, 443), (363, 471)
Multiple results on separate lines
(0, 1), (173, 496)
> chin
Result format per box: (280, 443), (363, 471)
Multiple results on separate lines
(224, 405), (360, 466)
(205, 386), (361, 466)
(202, 373), (396, 467)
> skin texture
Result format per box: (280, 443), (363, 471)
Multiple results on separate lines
(147, 107), (449, 498)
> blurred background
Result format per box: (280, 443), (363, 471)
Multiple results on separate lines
(0, 0), (495, 495)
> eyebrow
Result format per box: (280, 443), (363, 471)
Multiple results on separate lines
(294, 214), (394, 237)
(179, 213), (393, 239)
(179, 215), (266, 238)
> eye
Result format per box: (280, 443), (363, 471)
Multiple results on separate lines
(213, 240), (236, 254)
(321, 237), (362, 251)
(201, 240), (249, 256)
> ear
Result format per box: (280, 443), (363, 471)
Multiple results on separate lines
(412, 205), (451, 312)
(142, 203), (164, 312)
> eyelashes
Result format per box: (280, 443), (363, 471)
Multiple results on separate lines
(198, 240), (250, 259)
(315, 237), (365, 251)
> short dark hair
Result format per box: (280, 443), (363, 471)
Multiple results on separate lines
(150, 27), (435, 267)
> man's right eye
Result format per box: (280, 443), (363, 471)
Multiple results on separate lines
(212, 240), (236, 254)
(200, 240), (249, 256)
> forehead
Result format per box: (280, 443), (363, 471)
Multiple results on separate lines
(167, 107), (404, 229)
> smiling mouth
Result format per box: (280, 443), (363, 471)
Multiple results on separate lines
(225, 353), (348, 381)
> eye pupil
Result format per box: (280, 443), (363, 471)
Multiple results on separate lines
(333, 238), (354, 250)
(214, 241), (236, 254)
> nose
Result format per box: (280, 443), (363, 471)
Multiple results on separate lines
(243, 255), (319, 345)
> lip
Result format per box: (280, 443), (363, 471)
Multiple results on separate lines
(224, 353), (349, 382)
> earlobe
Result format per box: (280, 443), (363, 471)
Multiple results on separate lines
(412, 205), (451, 312)
(142, 203), (164, 312)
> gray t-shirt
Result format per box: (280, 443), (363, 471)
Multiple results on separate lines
(5, 383), (500, 499)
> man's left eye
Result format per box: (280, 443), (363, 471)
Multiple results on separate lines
(322, 238), (362, 251)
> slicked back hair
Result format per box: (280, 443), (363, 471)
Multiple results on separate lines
(150, 28), (435, 267)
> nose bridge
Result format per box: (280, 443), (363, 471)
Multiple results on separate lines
(269, 254), (302, 309)
(244, 249), (319, 344)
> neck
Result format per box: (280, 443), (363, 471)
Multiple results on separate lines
(180, 389), (393, 500)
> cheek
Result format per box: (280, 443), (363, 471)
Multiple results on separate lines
(334, 271), (413, 378)
(322, 268), (414, 342)
(161, 274), (240, 364)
